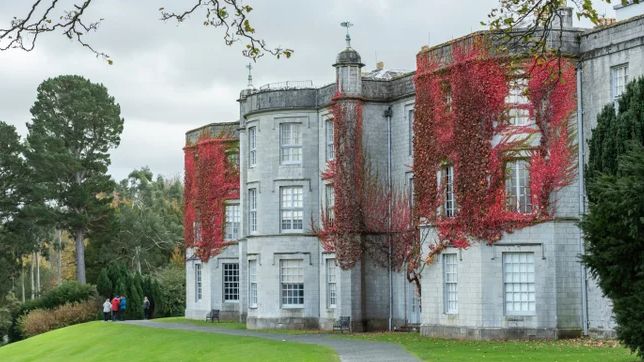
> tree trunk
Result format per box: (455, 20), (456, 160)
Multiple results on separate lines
(30, 253), (35, 300)
(75, 229), (86, 284)
(20, 266), (25, 303)
(56, 229), (63, 286)
(36, 250), (41, 297)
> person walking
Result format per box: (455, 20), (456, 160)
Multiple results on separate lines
(143, 296), (151, 320)
(102, 299), (111, 322)
(119, 295), (127, 321)
(111, 295), (120, 321)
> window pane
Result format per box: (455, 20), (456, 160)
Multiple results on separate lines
(443, 254), (458, 314)
(280, 259), (304, 306)
(503, 252), (535, 315)
(223, 263), (239, 301)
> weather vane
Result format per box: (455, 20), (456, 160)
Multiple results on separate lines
(340, 21), (353, 48)
(246, 62), (253, 88)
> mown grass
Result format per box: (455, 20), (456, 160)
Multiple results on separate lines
(345, 332), (638, 362)
(155, 316), (247, 330)
(0, 321), (338, 362)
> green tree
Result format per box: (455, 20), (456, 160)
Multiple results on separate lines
(86, 168), (183, 281)
(26, 75), (124, 284)
(581, 145), (644, 358)
(582, 77), (644, 357)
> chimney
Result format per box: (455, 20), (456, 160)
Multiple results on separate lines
(553, 5), (573, 28)
(376, 61), (384, 70)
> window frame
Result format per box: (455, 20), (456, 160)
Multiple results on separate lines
(505, 159), (532, 214)
(248, 259), (258, 308)
(224, 204), (240, 241)
(326, 258), (337, 309)
(325, 183), (335, 221)
(279, 123), (302, 165)
(248, 126), (257, 168)
(222, 263), (240, 303)
(506, 74), (532, 126)
(611, 63), (629, 102)
(502, 252), (536, 316)
(325, 119), (335, 161)
(194, 263), (202, 302)
(443, 253), (458, 314)
(248, 188), (257, 234)
(280, 259), (304, 308)
(280, 186), (304, 233)
(440, 164), (456, 217)
(408, 109), (415, 156)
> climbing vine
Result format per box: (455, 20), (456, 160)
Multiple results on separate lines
(316, 94), (416, 274)
(413, 40), (576, 263)
(184, 132), (239, 261)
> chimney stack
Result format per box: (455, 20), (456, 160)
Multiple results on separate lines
(376, 61), (384, 70)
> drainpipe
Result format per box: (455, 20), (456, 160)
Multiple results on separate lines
(576, 64), (589, 336)
(385, 106), (393, 332)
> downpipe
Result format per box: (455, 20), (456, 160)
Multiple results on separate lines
(576, 64), (589, 336)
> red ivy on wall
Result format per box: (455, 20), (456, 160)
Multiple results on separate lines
(184, 134), (239, 261)
(316, 94), (416, 272)
(414, 41), (576, 262)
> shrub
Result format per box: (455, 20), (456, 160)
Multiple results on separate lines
(156, 265), (185, 317)
(21, 281), (96, 313)
(18, 298), (99, 338)
(9, 281), (96, 341)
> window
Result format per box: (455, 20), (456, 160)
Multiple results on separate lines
(326, 259), (337, 308)
(248, 260), (257, 308)
(280, 186), (303, 231)
(248, 188), (257, 233)
(227, 152), (239, 170)
(194, 263), (202, 302)
(223, 263), (239, 302)
(408, 109), (415, 155)
(193, 221), (202, 242)
(441, 165), (456, 217)
(503, 252), (535, 315)
(507, 77), (531, 126)
(326, 119), (334, 161)
(279, 123), (302, 164)
(506, 160), (531, 213)
(280, 259), (304, 307)
(409, 177), (414, 209)
(249, 126), (257, 167)
(224, 204), (240, 240)
(611, 64), (628, 101)
(443, 254), (457, 314)
(325, 184), (335, 221)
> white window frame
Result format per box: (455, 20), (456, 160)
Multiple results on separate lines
(326, 259), (337, 308)
(443, 254), (458, 314)
(280, 259), (304, 308)
(325, 184), (335, 221)
(506, 160), (532, 213)
(248, 260), (258, 308)
(223, 263), (239, 302)
(194, 263), (202, 302)
(248, 188), (257, 234)
(224, 204), (240, 241)
(611, 63), (628, 102)
(326, 119), (334, 161)
(503, 252), (536, 316)
(248, 126), (257, 168)
(441, 164), (456, 217)
(279, 123), (302, 165)
(507, 76), (531, 126)
(280, 186), (303, 232)
(409, 177), (414, 210)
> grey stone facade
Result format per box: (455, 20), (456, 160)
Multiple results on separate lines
(184, 8), (643, 337)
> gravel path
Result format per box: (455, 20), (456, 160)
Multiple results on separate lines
(124, 320), (419, 362)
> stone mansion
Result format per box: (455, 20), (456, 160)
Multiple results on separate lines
(184, 4), (644, 339)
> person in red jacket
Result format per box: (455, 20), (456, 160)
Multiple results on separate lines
(111, 295), (120, 321)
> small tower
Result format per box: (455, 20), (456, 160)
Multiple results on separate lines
(334, 21), (364, 96)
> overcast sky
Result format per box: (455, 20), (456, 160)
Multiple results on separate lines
(0, 0), (616, 181)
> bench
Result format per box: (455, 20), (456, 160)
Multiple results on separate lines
(205, 309), (220, 323)
(332, 316), (351, 333)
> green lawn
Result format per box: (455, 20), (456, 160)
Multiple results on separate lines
(346, 332), (638, 362)
(0, 322), (338, 362)
(155, 316), (247, 330)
